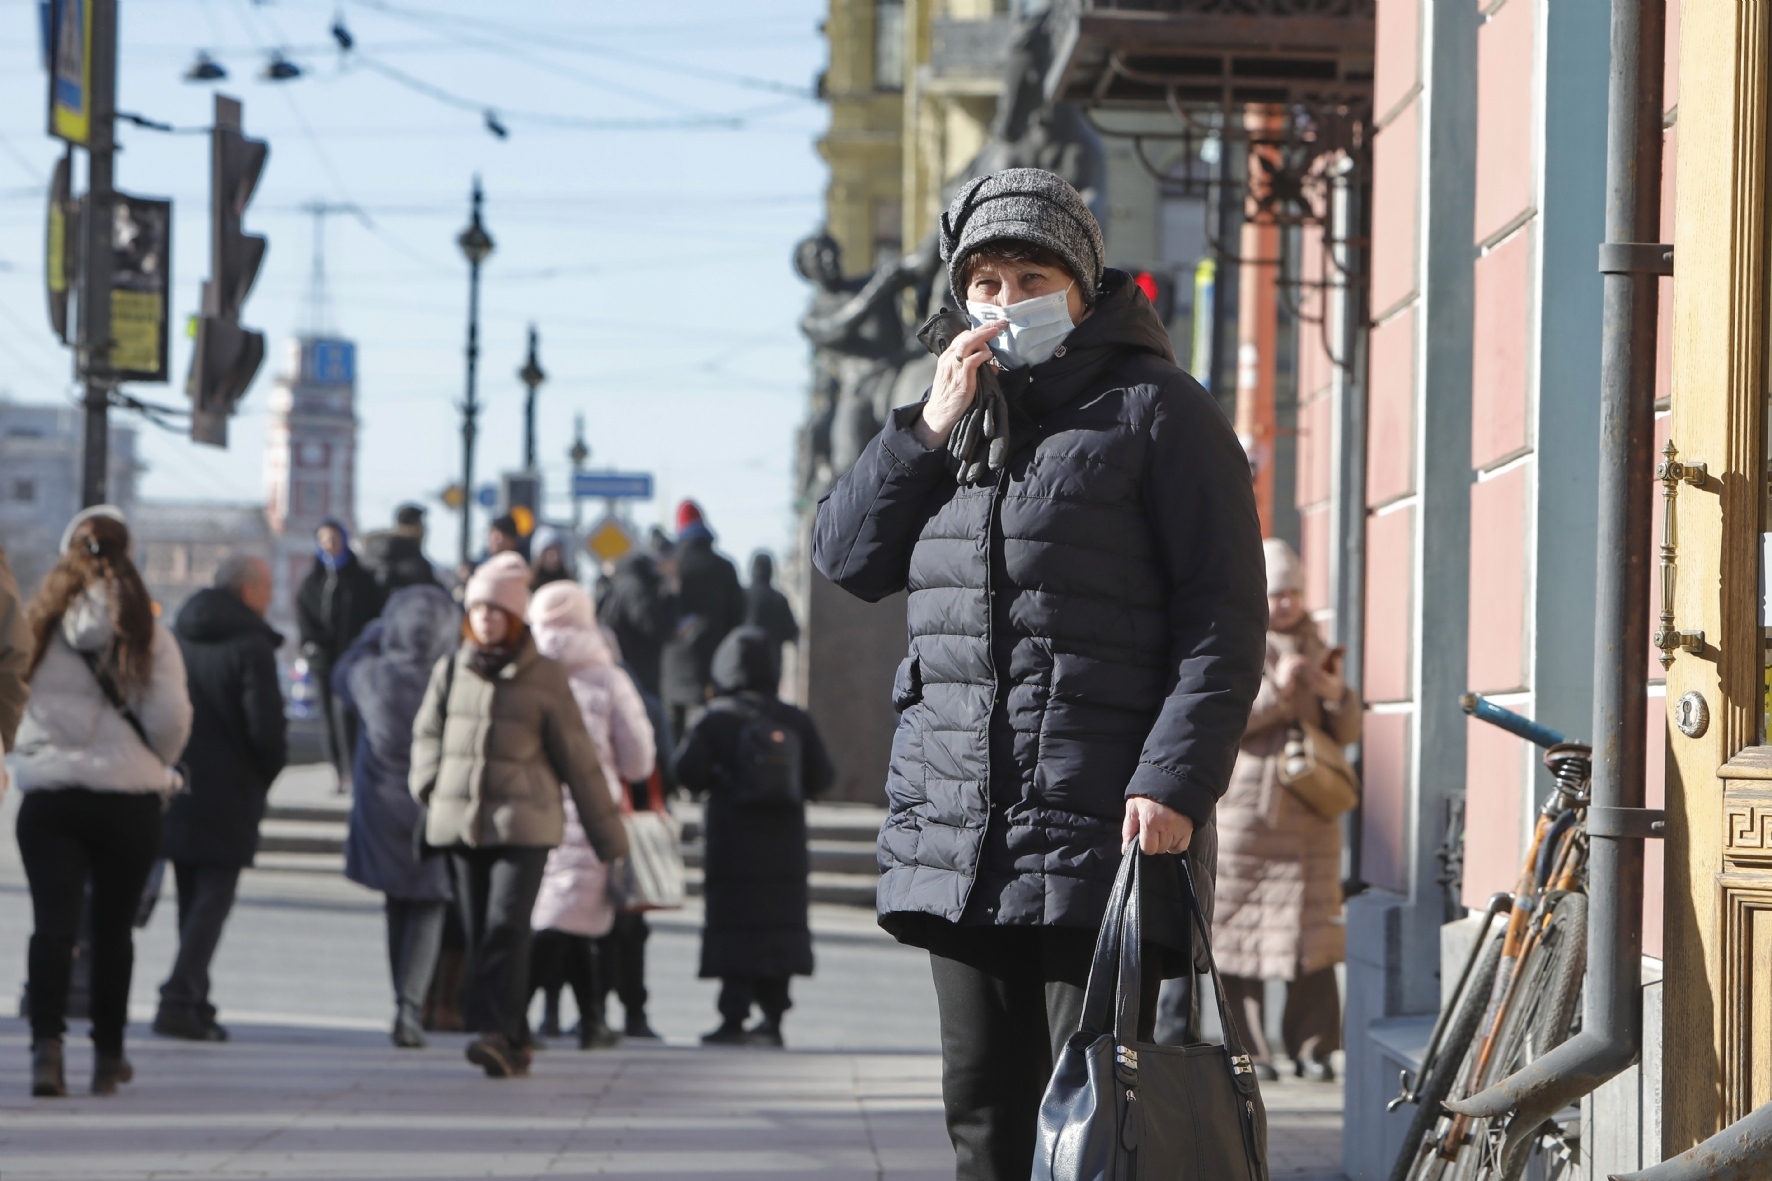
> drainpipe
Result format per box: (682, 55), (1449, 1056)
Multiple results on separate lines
(1443, 0), (1666, 1163)
(1609, 1098), (1772, 1180)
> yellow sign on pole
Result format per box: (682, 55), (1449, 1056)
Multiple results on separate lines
(48, 0), (94, 145)
(586, 514), (634, 563)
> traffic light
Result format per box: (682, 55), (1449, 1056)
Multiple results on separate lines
(188, 94), (268, 446)
(1133, 269), (1176, 323)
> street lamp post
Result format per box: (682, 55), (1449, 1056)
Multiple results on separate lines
(568, 414), (590, 533)
(455, 178), (495, 568)
(519, 325), (546, 472)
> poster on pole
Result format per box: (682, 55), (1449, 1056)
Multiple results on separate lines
(46, 0), (93, 145)
(110, 193), (171, 382)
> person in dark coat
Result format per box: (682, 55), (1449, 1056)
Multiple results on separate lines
(659, 502), (747, 736)
(812, 168), (1266, 1180)
(333, 584), (459, 1048)
(596, 544), (678, 699)
(675, 627), (834, 1048)
(295, 519), (385, 787)
(155, 555), (288, 1042)
(361, 504), (440, 594)
(744, 552), (798, 678)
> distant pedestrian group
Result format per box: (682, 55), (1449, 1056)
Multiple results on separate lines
(0, 495), (819, 1094)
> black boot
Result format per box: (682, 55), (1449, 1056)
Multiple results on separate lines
(392, 1003), (426, 1049)
(578, 1007), (622, 1050)
(92, 1052), (133, 1096)
(31, 1039), (66, 1098)
(745, 1017), (784, 1049)
(700, 1020), (749, 1046)
(539, 991), (563, 1038)
(623, 1008), (662, 1040)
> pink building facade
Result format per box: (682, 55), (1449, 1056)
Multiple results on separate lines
(1295, 2), (1680, 1176)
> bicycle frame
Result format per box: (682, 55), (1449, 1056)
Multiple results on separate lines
(1404, 697), (1592, 1175)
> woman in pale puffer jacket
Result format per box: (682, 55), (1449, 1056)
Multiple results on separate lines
(526, 581), (655, 1048)
(9, 508), (192, 1099)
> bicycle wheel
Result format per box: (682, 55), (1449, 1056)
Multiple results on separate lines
(1391, 927), (1507, 1181)
(1463, 892), (1589, 1181)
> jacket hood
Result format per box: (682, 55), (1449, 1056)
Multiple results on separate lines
(529, 581), (615, 672)
(711, 626), (779, 695)
(61, 584), (114, 652)
(176, 587), (282, 646)
(380, 584), (460, 670)
(750, 552), (774, 587)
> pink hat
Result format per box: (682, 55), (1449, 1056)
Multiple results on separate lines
(464, 551), (531, 620)
(528, 580), (594, 631)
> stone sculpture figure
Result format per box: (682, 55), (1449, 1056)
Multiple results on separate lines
(794, 10), (1106, 498)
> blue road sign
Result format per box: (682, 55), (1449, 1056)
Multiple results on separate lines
(572, 472), (653, 500)
(475, 485), (498, 507)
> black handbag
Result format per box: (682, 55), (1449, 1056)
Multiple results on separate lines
(1032, 849), (1269, 1181)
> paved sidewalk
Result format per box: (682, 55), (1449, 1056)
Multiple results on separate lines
(0, 773), (1347, 1179)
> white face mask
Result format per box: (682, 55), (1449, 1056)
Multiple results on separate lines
(967, 284), (1075, 369)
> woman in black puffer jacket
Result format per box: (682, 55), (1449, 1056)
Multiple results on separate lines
(813, 167), (1266, 1181)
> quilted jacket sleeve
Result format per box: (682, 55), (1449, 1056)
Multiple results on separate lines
(1124, 379), (1269, 827)
(813, 404), (950, 603)
(539, 664), (628, 863)
(408, 653), (450, 805)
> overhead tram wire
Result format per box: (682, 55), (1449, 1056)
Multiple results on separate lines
(333, 4), (744, 119)
(345, 55), (745, 132)
(343, 0), (818, 100)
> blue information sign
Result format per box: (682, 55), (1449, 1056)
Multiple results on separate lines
(571, 472), (653, 501)
(475, 485), (498, 507)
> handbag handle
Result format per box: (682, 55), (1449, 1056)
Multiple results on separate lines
(1179, 856), (1264, 1095)
(1077, 848), (1265, 1096)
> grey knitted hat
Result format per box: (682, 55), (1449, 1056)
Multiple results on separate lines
(939, 168), (1105, 305)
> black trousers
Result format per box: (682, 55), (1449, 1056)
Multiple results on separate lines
(717, 975), (790, 1025)
(928, 926), (1162, 1181)
(597, 911), (650, 1018)
(316, 673), (358, 783)
(158, 862), (242, 1019)
(16, 789), (163, 1054)
(531, 929), (600, 1026)
(385, 898), (447, 1018)
(449, 846), (548, 1046)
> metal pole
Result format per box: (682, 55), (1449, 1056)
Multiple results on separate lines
(77, 0), (118, 508)
(521, 325), (541, 472)
(1209, 134), (1244, 423)
(1333, 158), (1370, 892)
(457, 185), (486, 568)
(1445, 0), (1666, 1157)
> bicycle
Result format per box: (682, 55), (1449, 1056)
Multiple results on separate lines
(1388, 694), (1592, 1181)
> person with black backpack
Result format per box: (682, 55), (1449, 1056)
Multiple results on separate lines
(674, 626), (834, 1047)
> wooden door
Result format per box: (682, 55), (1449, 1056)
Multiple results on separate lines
(1661, 0), (1771, 1154)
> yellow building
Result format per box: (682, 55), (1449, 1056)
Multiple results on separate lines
(815, 0), (906, 279)
(818, 0), (1010, 275)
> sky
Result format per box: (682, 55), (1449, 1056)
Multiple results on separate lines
(0, 0), (829, 570)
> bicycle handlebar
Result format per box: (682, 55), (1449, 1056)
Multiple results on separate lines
(1459, 693), (1567, 749)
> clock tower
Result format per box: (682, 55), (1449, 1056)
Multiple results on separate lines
(262, 336), (358, 640)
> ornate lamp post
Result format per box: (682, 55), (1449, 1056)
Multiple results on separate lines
(568, 414), (590, 533)
(455, 177), (495, 567)
(519, 325), (546, 472)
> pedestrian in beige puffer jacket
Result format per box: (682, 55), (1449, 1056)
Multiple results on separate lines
(1211, 539), (1360, 1083)
(409, 552), (627, 1079)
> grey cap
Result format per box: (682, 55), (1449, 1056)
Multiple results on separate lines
(939, 168), (1105, 305)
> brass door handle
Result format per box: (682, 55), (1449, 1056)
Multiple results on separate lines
(1654, 440), (1706, 669)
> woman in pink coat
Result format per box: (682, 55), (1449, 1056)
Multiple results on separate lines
(526, 582), (656, 1048)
